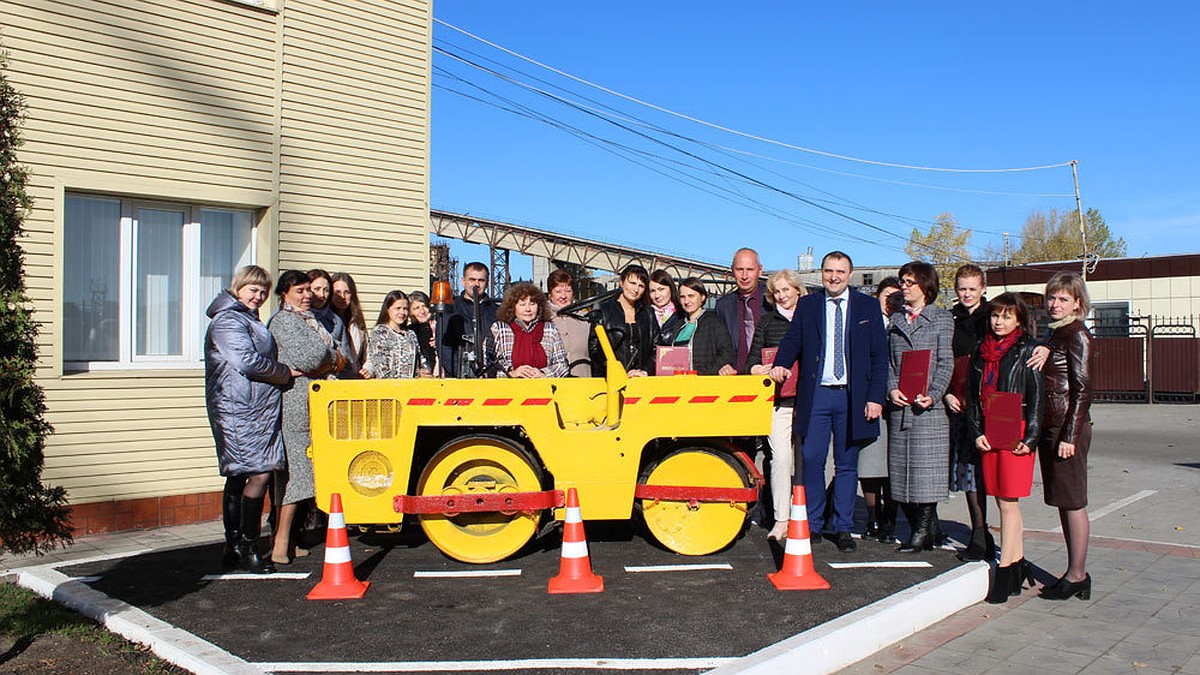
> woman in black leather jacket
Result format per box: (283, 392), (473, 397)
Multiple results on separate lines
(589, 264), (655, 377)
(648, 269), (685, 346)
(965, 292), (1044, 604)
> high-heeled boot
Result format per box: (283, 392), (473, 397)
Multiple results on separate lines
(221, 486), (242, 567)
(863, 499), (881, 539)
(1011, 558), (1034, 596)
(958, 527), (990, 561)
(237, 496), (275, 575)
(876, 498), (898, 543)
(897, 503), (935, 552)
(1040, 573), (1091, 601)
(987, 563), (1015, 604)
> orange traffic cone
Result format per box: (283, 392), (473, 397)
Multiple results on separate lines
(767, 486), (831, 591)
(548, 488), (604, 594)
(307, 493), (370, 600)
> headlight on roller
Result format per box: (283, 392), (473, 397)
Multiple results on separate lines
(347, 450), (393, 497)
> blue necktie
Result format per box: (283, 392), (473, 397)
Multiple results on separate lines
(832, 298), (845, 380)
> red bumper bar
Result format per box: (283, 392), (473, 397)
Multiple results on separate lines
(394, 489), (564, 516)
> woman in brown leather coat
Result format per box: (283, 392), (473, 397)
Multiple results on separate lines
(1037, 273), (1095, 601)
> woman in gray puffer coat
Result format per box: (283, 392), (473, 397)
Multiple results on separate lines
(205, 265), (296, 574)
(268, 269), (346, 565)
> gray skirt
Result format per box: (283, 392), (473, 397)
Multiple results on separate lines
(857, 430), (888, 479)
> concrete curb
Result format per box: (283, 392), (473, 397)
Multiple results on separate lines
(16, 564), (262, 675)
(707, 561), (990, 675)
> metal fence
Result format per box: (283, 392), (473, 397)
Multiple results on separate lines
(1093, 315), (1200, 403)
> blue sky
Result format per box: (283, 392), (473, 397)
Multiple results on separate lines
(430, 2), (1200, 277)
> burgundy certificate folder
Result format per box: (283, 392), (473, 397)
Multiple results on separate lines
(762, 347), (798, 398)
(898, 349), (932, 401)
(950, 355), (970, 402)
(655, 345), (691, 376)
(983, 391), (1025, 451)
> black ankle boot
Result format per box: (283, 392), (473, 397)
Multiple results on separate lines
(877, 499), (898, 543)
(238, 496), (275, 575)
(958, 527), (989, 562)
(221, 487), (242, 568)
(1011, 558), (1033, 596)
(897, 504), (936, 552)
(987, 563), (1015, 604)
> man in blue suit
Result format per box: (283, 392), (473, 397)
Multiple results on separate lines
(770, 251), (888, 551)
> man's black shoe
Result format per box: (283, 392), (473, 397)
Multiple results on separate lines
(827, 531), (857, 552)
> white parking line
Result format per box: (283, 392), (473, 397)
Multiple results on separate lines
(255, 657), (738, 672)
(623, 563), (733, 573)
(1049, 489), (1157, 533)
(413, 569), (522, 578)
(201, 572), (311, 581)
(827, 561), (933, 569)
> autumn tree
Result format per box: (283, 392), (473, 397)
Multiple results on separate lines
(1, 48), (72, 556)
(1009, 207), (1126, 265)
(905, 212), (973, 301)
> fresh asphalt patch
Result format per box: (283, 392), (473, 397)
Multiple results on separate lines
(58, 521), (965, 672)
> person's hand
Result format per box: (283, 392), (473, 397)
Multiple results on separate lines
(944, 393), (962, 413)
(1058, 441), (1076, 459)
(358, 368), (371, 379)
(628, 369), (648, 378)
(289, 367), (303, 378)
(718, 364), (737, 376)
(911, 393), (932, 410)
(889, 389), (910, 407)
(417, 368), (431, 378)
(1013, 441), (1032, 456)
(975, 435), (991, 452)
(749, 364), (769, 376)
(865, 402), (882, 421)
(511, 365), (543, 378)
(769, 366), (792, 383)
(1027, 346), (1050, 372)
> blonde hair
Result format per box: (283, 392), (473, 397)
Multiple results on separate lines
(1044, 272), (1091, 318)
(229, 265), (271, 293)
(765, 269), (807, 306)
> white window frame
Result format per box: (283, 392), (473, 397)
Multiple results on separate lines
(64, 195), (257, 372)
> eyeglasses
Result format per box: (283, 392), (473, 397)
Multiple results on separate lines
(900, 279), (918, 287)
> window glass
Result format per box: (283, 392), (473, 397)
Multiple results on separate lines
(63, 195), (121, 361)
(135, 208), (184, 356)
(199, 209), (254, 330)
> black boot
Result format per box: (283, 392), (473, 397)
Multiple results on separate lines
(238, 496), (275, 575)
(877, 498), (898, 543)
(897, 504), (935, 553)
(221, 485), (242, 568)
(984, 529), (997, 562)
(958, 527), (990, 562)
(930, 504), (945, 547)
(987, 563), (1015, 604)
(863, 501), (880, 540)
(1011, 558), (1033, 596)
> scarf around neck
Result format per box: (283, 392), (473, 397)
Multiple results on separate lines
(510, 319), (547, 370)
(978, 329), (1023, 398)
(283, 302), (334, 348)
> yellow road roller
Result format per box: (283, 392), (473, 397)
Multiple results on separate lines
(308, 327), (774, 563)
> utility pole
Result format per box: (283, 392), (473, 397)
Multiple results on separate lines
(1071, 160), (1088, 280)
(1002, 232), (1010, 266)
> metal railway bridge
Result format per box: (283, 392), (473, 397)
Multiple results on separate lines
(430, 210), (735, 294)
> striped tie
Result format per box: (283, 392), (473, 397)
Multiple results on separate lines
(832, 298), (845, 380)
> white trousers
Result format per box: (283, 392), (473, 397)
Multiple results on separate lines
(766, 405), (796, 522)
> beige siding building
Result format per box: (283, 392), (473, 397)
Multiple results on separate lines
(3, 0), (431, 533)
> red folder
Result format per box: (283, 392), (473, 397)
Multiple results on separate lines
(949, 355), (970, 402)
(898, 349), (931, 401)
(982, 391), (1025, 451)
(655, 345), (692, 376)
(762, 347), (798, 398)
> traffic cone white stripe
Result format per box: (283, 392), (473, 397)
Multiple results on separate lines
(789, 504), (808, 521)
(324, 546), (353, 565)
(561, 540), (589, 559)
(784, 537), (811, 556)
(566, 506), (582, 521)
(328, 511), (346, 529)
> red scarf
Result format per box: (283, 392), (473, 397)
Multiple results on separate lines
(978, 329), (1023, 398)
(510, 320), (547, 370)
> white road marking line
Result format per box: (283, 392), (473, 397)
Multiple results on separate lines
(413, 569), (522, 578)
(255, 657), (738, 672)
(827, 561), (933, 569)
(623, 563), (733, 573)
(201, 572), (311, 580)
(1049, 489), (1157, 533)
(71, 576), (102, 583)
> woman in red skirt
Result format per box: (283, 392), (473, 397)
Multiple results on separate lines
(965, 293), (1044, 604)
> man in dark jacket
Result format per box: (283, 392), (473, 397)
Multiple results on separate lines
(715, 248), (770, 374)
(443, 262), (498, 378)
(771, 251), (888, 552)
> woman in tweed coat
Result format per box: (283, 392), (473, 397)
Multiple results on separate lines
(887, 262), (955, 553)
(268, 270), (345, 565)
